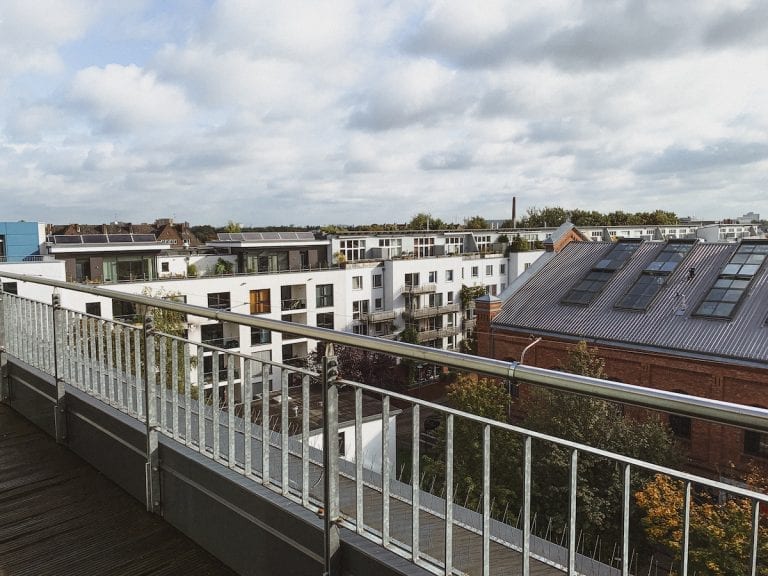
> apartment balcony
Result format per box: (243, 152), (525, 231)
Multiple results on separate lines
(416, 325), (461, 342)
(2, 270), (767, 576)
(402, 283), (436, 294)
(360, 309), (396, 322)
(404, 303), (460, 320)
(464, 317), (477, 330)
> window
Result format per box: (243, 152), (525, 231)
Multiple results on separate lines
(352, 275), (363, 290)
(445, 270), (454, 282)
(251, 327), (271, 345)
(428, 271), (437, 283)
(208, 292), (231, 310)
(475, 235), (492, 252)
(85, 302), (101, 316)
(745, 429), (768, 458)
(201, 323), (224, 345)
(447, 292), (454, 304)
(427, 293), (443, 307)
(1, 281), (18, 295)
(338, 431), (346, 457)
(524, 263), (531, 270)
(563, 241), (641, 306)
(669, 413), (691, 440)
(404, 273), (419, 288)
(340, 239), (366, 261)
(500, 264), (506, 274)
(694, 241), (768, 319)
(378, 238), (402, 258)
(250, 289), (270, 314)
(353, 324), (368, 335)
(445, 236), (463, 254)
(352, 300), (369, 320)
(317, 312), (334, 329)
(471, 266), (479, 278)
(373, 274), (382, 288)
(112, 300), (137, 322)
(374, 297), (383, 310)
(615, 241), (693, 311)
(414, 237), (435, 257)
(316, 284), (334, 307)
(161, 262), (170, 273)
(485, 265), (493, 276)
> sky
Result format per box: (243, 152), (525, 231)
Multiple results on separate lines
(1, 0), (767, 227)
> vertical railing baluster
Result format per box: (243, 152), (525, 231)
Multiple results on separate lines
(568, 449), (578, 575)
(301, 373), (310, 507)
(622, 464), (631, 576)
(445, 414), (454, 575)
(212, 351), (220, 460)
(172, 339), (180, 439)
(411, 403), (420, 562)
(133, 330), (142, 418)
(750, 499), (760, 576)
(281, 369), (289, 494)
(97, 319), (106, 400)
(262, 362), (270, 485)
(244, 359), (253, 476)
(482, 424), (491, 576)
(197, 346), (205, 453)
(523, 436), (532, 576)
(105, 320), (115, 406)
(159, 334), (168, 433)
(143, 314), (160, 514)
(355, 387), (364, 535)
(52, 293), (66, 444)
(382, 395), (391, 548)
(183, 342), (192, 446)
(115, 324), (124, 411)
(228, 353), (236, 469)
(681, 480), (691, 576)
(88, 317), (97, 394)
(322, 347), (340, 576)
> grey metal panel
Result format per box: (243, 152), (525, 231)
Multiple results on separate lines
(493, 241), (768, 364)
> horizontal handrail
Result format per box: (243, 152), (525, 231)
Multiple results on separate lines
(2, 269), (768, 434)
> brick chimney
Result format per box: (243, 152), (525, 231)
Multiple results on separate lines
(474, 294), (501, 358)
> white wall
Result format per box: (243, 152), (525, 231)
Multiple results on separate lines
(307, 414), (397, 474)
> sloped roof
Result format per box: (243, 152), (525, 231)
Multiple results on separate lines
(492, 240), (768, 365)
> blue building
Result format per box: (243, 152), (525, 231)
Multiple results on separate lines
(0, 221), (45, 261)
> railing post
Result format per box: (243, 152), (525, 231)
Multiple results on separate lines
(143, 313), (161, 514)
(52, 291), (67, 443)
(322, 344), (340, 576)
(0, 281), (7, 403)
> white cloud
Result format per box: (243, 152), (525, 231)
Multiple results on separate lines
(69, 64), (191, 132)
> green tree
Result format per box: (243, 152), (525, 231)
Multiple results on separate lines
(224, 220), (242, 233)
(190, 224), (217, 242)
(464, 215), (489, 229)
(506, 234), (530, 253)
(407, 212), (446, 230)
(522, 341), (678, 553)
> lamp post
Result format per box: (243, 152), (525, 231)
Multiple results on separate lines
(508, 337), (542, 420)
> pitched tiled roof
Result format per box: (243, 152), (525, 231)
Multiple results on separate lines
(493, 240), (768, 365)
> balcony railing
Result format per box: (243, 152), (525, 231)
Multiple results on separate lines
(281, 298), (306, 311)
(2, 270), (768, 576)
(403, 283), (437, 294)
(360, 309), (396, 322)
(416, 326), (461, 342)
(405, 303), (460, 319)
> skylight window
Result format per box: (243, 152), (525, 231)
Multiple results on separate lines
(615, 241), (694, 311)
(561, 240), (641, 306)
(694, 241), (768, 319)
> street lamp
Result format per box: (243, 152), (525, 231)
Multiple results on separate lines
(508, 337), (542, 420)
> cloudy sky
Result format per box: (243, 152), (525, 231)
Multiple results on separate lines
(1, 1), (766, 226)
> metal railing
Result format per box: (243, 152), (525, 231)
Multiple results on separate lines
(2, 271), (768, 576)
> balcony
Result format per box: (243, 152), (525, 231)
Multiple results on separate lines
(416, 325), (461, 342)
(404, 303), (460, 319)
(402, 283), (436, 294)
(2, 270), (768, 576)
(360, 309), (396, 322)
(464, 317), (477, 330)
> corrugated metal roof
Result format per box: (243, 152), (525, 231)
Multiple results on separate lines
(0, 404), (237, 576)
(493, 241), (768, 364)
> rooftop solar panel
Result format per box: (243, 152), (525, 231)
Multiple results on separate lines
(53, 235), (83, 244)
(108, 234), (133, 242)
(132, 234), (157, 242)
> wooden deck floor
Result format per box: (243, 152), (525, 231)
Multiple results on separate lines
(0, 403), (237, 576)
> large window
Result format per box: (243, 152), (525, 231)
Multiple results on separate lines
(352, 300), (369, 320)
(340, 239), (366, 261)
(201, 323), (224, 345)
(378, 238), (402, 258)
(103, 255), (154, 282)
(250, 289), (270, 314)
(85, 302), (101, 316)
(445, 237), (463, 254)
(352, 275), (363, 290)
(414, 237), (435, 257)
(251, 327), (271, 345)
(2, 282), (18, 295)
(317, 312), (334, 329)
(404, 273), (419, 288)
(208, 292), (231, 310)
(745, 430), (768, 458)
(373, 274), (382, 288)
(316, 284), (334, 307)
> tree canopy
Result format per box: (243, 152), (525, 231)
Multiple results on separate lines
(518, 206), (679, 228)
(463, 215), (489, 229)
(406, 212), (447, 230)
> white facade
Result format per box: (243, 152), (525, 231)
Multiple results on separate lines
(307, 414), (397, 474)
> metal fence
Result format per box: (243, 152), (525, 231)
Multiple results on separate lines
(1, 272), (768, 576)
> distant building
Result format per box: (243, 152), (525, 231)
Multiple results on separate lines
(476, 238), (768, 478)
(737, 211), (761, 224)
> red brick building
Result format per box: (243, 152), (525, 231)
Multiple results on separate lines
(477, 238), (768, 477)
